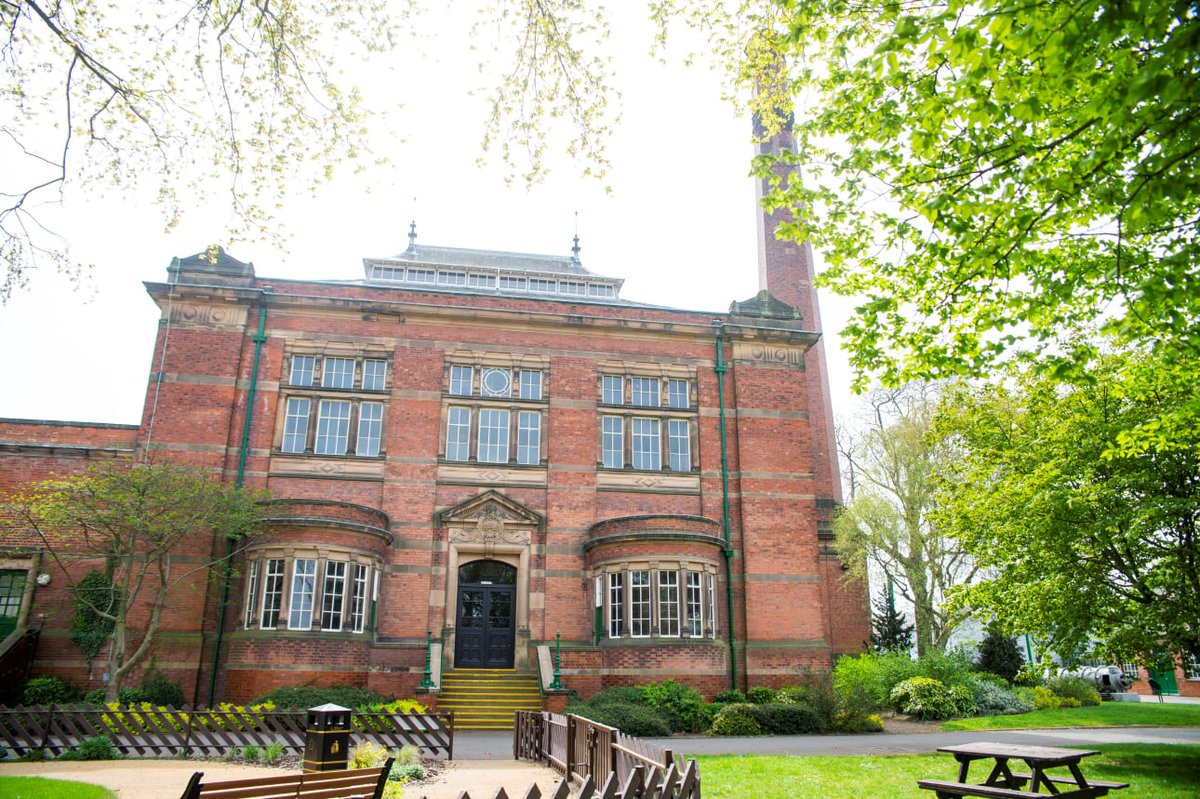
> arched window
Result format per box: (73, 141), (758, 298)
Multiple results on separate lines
(459, 560), (517, 585)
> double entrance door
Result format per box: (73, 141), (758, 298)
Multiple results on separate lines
(454, 560), (516, 668)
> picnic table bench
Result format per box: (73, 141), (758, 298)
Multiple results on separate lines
(180, 757), (394, 799)
(918, 742), (1127, 799)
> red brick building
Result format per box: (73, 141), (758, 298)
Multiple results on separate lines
(0, 138), (872, 707)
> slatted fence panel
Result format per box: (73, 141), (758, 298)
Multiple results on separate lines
(0, 705), (452, 759)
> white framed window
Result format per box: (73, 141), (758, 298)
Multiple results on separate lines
(519, 370), (543, 400)
(288, 559), (317, 630)
(468, 273), (496, 289)
(321, 561), (347, 631)
(356, 402), (383, 457)
(706, 573), (716, 638)
(282, 398), (310, 453)
(668, 419), (691, 471)
(529, 278), (556, 293)
(314, 400), (352, 455)
(260, 558), (285, 629)
(608, 572), (624, 638)
(446, 407), (471, 461)
(349, 564), (370, 633)
(481, 368), (512, 398)
(362, 359), (387, 391)
(478, 408), (510, 463)
(602, 416), (623, 468)
(560, 281), (586, 296)
(438, 270), (467, 287)
(686, 571), (703, 637)
(630, 570), (651, 637)
(290, 355), (315, 386)
(630, 377), (660, 407)
(631, 418), (661, 470)
(243, 560), (260, 629)
(450, 365), (473, 396)
(499, 275), (526, 291)
(322, 357), (355, 389)
(658, 571), (680, 637)
(667, 379), (688, 409)
(408, 268), (436, 284)
(1185, 653), (1200, 680)
(517, 411), (541, 465)
(601, 375), (623, 405)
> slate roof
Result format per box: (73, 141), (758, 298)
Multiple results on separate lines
(374, 244), (596, 277)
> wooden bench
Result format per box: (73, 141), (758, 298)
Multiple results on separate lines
(918, 778), (1051, 798)
(180, 758), (394, 799)
(1008, 772), (1128, 792)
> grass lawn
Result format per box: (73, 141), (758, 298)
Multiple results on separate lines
(0, 776), (114, 798)
(697, 744), (1200, 799)
(942, 703), (1200, 730)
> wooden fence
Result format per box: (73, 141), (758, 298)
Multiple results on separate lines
(512, 711), (699, 799)
(0, 704), (454, 759)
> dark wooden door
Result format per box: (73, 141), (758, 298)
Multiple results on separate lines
(455, 585), (515, 667)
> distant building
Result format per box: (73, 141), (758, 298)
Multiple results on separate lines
(0, 128), (873, 711)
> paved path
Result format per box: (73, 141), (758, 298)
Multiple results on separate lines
(449, 726), (1200, 759)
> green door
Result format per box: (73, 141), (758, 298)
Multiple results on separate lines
(1149, 654), (1180, 695)
(0, 570), (27, 641)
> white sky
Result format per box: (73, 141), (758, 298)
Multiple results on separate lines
(0, 6), (859, 426)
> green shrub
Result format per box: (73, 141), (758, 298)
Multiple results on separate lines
(709, 703), (762, 736)
(889, 677), (962, 720)
(58, 736), (120, 761)
(396, 744), (422, 765)
(713, 689), (745, 704)
(832, 711), (885, 732)
(642, 680), (707, 733)
(778, 677), (838, 730)
(976, 629), (1024, 682)
(1031, 686), (1061, 709)
(20, 676), (84, 706)
(752, 702), (824, 734)
(586, 686), (649, 706)
(84, 687), (150, 705)
(262, 741), (285, 765)
(140, 665), (185, 708)
(948, 684), (978, 717)
(350, 740), (390, 769)
(241, 744), (262, 761)
(915, 649), (976, 687)
(969, 675), (1034, 715)
(745, 686), (777, 704)
(19, 748), (46, 762)
(833, 650), (919, 713)
(252, 684), (393, 709)
(390, 762), (425, 781)
(568, 701), (671, 737)
(1045, 675), (1101, 707)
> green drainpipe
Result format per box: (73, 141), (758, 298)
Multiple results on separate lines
(206, 301), (267, 706)
(714, 325), (738, 691)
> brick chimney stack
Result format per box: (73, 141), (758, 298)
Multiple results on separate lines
(753, 110), (843, 504)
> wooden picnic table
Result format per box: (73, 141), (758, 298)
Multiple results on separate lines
(917, 741), (1128, 799)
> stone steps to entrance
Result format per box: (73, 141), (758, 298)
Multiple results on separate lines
(439, 668), (542, 730)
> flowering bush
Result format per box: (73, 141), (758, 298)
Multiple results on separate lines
(889, 677), (965, 720)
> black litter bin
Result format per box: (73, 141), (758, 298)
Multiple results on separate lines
(303, 703), (351, 772)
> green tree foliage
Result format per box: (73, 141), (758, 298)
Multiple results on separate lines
(935, 345), (1200, 663)
(1, 1), (619, 299)
(869, 585), (914, 654)
(835, 383), (975, 656)
(653, 1), (1199, 450)
(1, 461), (267, 699)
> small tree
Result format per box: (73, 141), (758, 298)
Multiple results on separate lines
(2, 461), (267, 699)
(869, 584), (914, 654)
(976, 628), (1024, 683)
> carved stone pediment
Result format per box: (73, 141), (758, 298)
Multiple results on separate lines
(435, 490), (545, 533)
